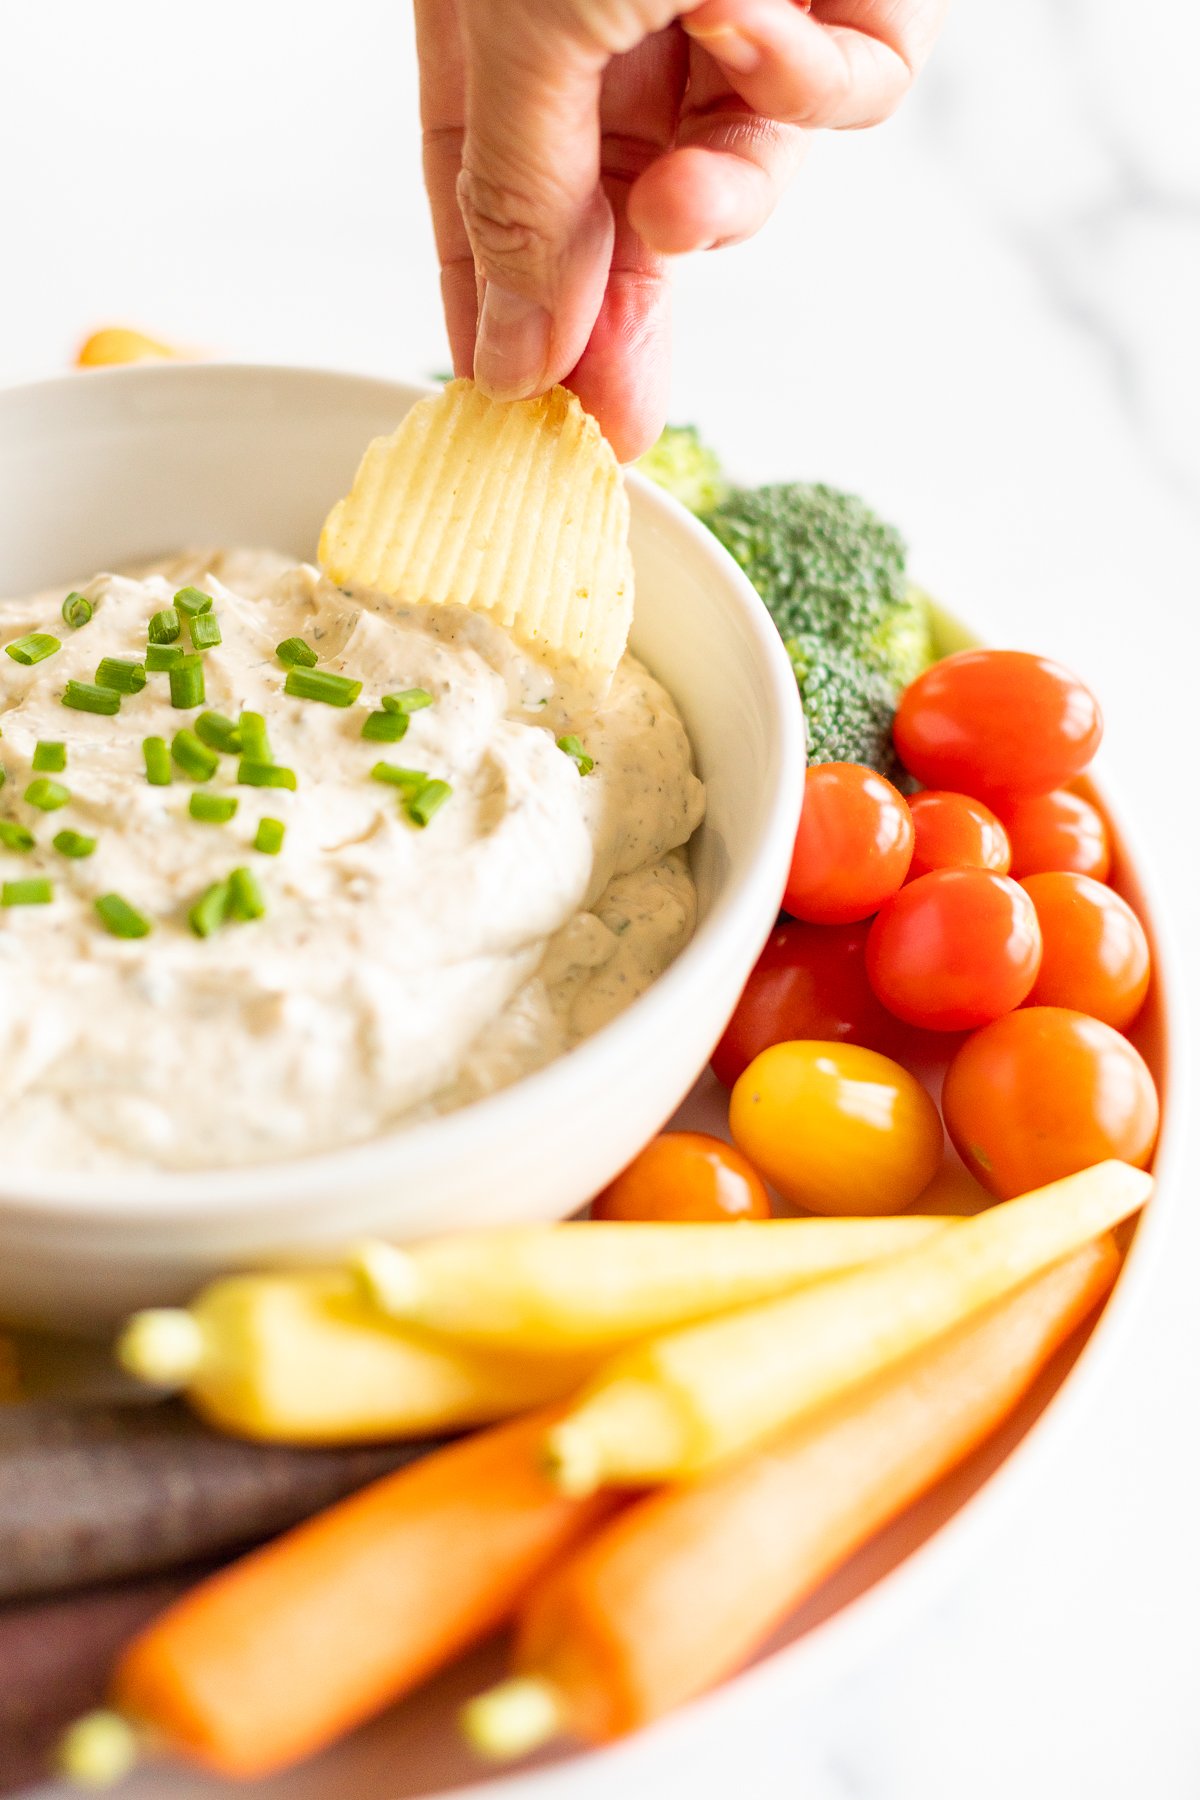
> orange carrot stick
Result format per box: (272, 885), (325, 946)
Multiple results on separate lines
(86, 1408), (616, 1781)
(464, 1238), (1119, 1757)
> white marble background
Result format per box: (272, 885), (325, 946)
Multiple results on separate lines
(3, 2), (1199, 1796)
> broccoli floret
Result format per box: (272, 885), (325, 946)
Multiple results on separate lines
(702, 481), (932, 689)
(637, 425), (729, 515)
(787, 633), (901, 779)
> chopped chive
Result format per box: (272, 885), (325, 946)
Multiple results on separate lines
(188, 792), (238, 824)
(62, 592), (93, 630)
(2, 878), (52, 906)
(228, 866), (266, 921)
(188, 611), (222, 651)
(238, 712), (271, 762)
(148, 607), (181, 644)
(25, 778), (70, 812)
(276, 637), (317, 669)
(406, 778), (452, 828)
(188, 878), (231, 938)
(53, 828), (97, 859)
(172, 729), (219, 782)
(382, 688), (433, 715)
(174, 586), (213, 617)
(95, 893), (152, 939)
(32, 741), (67, 773)
(237, 759), (297, 790)
(284, 668), (362, 707)
(361, 710), (409, 743)
(146, 643), (184, 673)
(143, 737), (172, 786)
(0, 767), (5, 789)
(370, 762), (427, 799)
(195, 711), (242, 755)
(6, 633), (61, 666)
(0, 820), (35, 852)
(168, 655), (205, 710)
(95, 657), (147, 695)
(556, 734), (594, 776)
(62, 680), (120, 716)
(254, 817), (285, 855)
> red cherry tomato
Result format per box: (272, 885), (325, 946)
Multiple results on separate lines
(997, 788), (1112, 882)
(592, 1131), (771, 1223)
(866, 868), (1042, 1032)
(906, 790), (1011, 881)
(1021, 872), (1151, 1031)
(784, 763), (914, 926)
(894, 650), (1103, 799)
(942, 1006), (1158, 1198)
(711, 921), (895, 1087)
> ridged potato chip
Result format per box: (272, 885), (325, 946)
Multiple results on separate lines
(318, 380), (633, 689)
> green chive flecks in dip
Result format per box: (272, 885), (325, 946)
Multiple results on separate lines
(189, 793), (238, 824)
(53, 829), (97, 858)
(146, 644), (184, 673)
(62, 593), (93, 630)
(361, 710), (408, 743)
(172, 730), (219, 783)
(556, 735), (594, 776)
(62, 681), (120, 716)
(276, 637), (317, 669)
(370, 763), (427, 799)
(382, 689), (433, 715)
(148, 607), (181, 645)
(188, 611), (222, 652)
(195, 712), (242, 756)
(254, 817), (285, 855)
(228, 866), (266, 921)
(237, 760), (296, 790)
(284, 668), (362, 707)
(188, 878), (232, 939)
(3, 878), (53, 906)
(407, 778), (452, 828)
(0, 820), (36, 852)
(7, 634), (61, 667)
(169, 655), (206, 710)
(95, 657), (147, 696)
(174, 587), (213, 617)
(24, 778), (70, 812)
(95, 894), (152, 939)
(32, 741), (67, 773)
(238, 712), (271, 763)
(143, 737), (172, 786)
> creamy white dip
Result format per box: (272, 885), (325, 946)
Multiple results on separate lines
(0, 551), (704, 1173)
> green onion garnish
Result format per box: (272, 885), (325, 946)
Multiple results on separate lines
(95, 657), (147, 696)
(63, 680), (121, 716)
(25, 778), (69, 812)
(32, 741), (67, 773)
(238, 712), (271, 762)
(237, 760), (297, 790)
(284, 668), (362, 707)
(0, 767), (5, 789)
(406, 778), (452, 828)
(188, 612), (222, 651)
(174, 586), (213, 617)
(148, 608), (181, 645)
(556, 735), (594, 776)
(146, 644), (184, 673)
(228, 866), (266, 921)
(6, 633), (60, 666)
(382, 688), (433, 715)
(169, 655), (205, 710)
(62, 592), (93, 630)
(95, 893), (152, 939)
(370, 762), (427, 798)
(172, 730), (219, 782)
(188, 879), (231, 938)
(276, 637), (317, 669)
(361, 710), (409, 743)
(188, 792), (238, 824)
(53, 828), (97, 858)
(2, 878), (52, 906)
(143, 737), (172, 786)
(254, 817), (285, 855)
(195, 712), (242, 755)
(0, 821), (35, 852)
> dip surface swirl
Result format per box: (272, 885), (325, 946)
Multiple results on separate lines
(0, 551), (704, 1172)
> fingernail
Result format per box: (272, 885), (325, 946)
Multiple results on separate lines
(474, 283), (551, 400)
(682, 21), (761, 74)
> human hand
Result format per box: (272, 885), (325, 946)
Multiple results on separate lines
(417, 0), (947, 460)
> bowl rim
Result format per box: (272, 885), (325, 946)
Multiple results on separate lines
(0, 361), (806, 1220)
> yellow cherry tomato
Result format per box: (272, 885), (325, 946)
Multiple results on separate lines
(729, 1040), (944, 1216)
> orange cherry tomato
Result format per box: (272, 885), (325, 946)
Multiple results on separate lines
(867, 869), (1042, 1032)
(942, 1006), (1158, 1198)
(997, 788), (1112, 882)
(593, 1131), (771, 1223)
(906, 790), (1011, 881)
(783, 764), (914, 926)
(710, 921), (895, 1087)
(894, 650), (1103, 799)
(729, 1041), (943, 1216)
(1021, 872), (1151, 1031)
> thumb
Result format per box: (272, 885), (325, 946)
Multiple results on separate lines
(457, 6), (615, 401)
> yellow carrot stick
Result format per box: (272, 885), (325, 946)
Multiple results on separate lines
(543, 1162), (1151, 1492)
(116, 1272), (595, 1445)
(464, 1236), (1120, 1760)
(354, 1215), (956, 1355)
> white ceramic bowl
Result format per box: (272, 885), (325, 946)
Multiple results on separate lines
(0, 364), (805, 1332)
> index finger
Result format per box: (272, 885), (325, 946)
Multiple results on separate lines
(413, 0), (476, 375)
